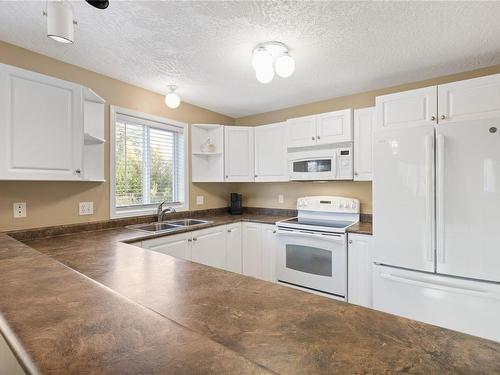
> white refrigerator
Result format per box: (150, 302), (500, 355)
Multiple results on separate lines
(373, 117), (500, 342)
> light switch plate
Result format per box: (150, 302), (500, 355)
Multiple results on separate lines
(196, 195), (204, 205)
(13, 202), (26, 218)
(278, 194), (284, 204)
(79, 202), (94, 216)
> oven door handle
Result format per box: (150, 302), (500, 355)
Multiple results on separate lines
(276, 229), (345, 242)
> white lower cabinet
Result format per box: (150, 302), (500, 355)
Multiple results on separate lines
(347, 233), (373, 308)
(141, 232), (192, 261)
(242, 222), (276, 282)
(225, 223), (242, 273)
(191, 226), (227, 269)
(139, 222), (276, 282)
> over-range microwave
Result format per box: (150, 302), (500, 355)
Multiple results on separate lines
(287, 144), (353, 181)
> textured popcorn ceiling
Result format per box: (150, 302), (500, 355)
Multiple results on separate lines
(1, 1), (500, 117)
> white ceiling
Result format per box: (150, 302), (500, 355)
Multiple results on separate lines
(1, 1), (500, 118)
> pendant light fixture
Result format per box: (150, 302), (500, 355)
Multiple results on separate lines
(252, 42), (295, 84)
(165, 85), (181, 109)
(44, 0), (76, 44)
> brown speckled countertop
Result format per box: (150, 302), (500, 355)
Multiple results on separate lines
(1, 214), (498, 374)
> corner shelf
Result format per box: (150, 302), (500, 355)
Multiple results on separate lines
(192, 151), (222, 156)
(191, 124), (225, 182)
(84, 133), (106, 145)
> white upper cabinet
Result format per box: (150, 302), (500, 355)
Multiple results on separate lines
(353, 107), (375, 181)
(316, 109), (353, 145)
(438, 73), (500, 123)
(224, 126), (254, 182)
(254, 122), (288, 182)
(287, 109), (353, 148)
(0, 63), (84, 180)
(191, 124), (225, 182)
(375, 86), (437, 130)
(286, 115), (317, 148)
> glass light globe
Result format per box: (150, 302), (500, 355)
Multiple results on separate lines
(165, 92), (180, 109)
(252, 48), (273, 72)
(275, 54), (295, 78)
(256, 67), (275, 84)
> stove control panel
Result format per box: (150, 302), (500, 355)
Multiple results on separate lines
(297, 196), (359, 213)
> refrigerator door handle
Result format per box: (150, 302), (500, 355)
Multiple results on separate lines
(436, 134), (445, 264)
(379, 273), (499, 299)
(425, 134), (435, 263)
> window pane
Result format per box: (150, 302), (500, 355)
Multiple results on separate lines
(114, 113), (184, 213)
(149, 127), (174, 204)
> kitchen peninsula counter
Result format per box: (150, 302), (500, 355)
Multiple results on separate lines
(0, 214), (498, 374)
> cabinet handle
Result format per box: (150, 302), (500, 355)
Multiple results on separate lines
(311, 136), (315, 140)
(188, 238), (192, 242)
(354, 172), (358, 176)
(317, 135), (321, 140)
(348, 240), (353, 244)
(440, 115), (446, 120)
(193, 238), (197, 241)
(225, 175), (228, 179)
(430, 116), (436, 121)
(254, 175), (257, 178)
(75, 169), (81, 174)
(227, 229), (232, 233)
(273, 230), (276, 234)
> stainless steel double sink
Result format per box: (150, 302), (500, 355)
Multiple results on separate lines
(126, 219), (213, 234)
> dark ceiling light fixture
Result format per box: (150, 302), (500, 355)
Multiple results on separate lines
(85, 0), (109, 9)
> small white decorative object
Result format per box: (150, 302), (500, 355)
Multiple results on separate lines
(201, 137), (216, 153)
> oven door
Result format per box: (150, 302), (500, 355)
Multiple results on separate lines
(276, 229), (347, 297)
(288, 156), (337, 180)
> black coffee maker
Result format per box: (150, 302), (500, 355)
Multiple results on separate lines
(229, 193), (242, 215)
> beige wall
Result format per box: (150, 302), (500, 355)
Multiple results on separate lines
(2, 39), (500, 230)
(0, 41), (234, 231)
(234, 63), (500, 213)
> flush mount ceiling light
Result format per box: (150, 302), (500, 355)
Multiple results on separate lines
(44, 0), (77, 44)
(85, 0), (109, 9)
(252, 41), (295, 84)
(165, 85), (181, 109)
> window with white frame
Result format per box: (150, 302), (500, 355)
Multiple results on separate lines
(110, 107), (188, 217)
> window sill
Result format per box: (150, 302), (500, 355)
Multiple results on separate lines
(112, 205), (188, 219)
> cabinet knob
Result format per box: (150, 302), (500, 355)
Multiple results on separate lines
(430, 116), (436, 121)
(440, 115), (446, 120)
(311, 136), (315, 140)
(227, 229), (232, 233)
(193, 238), (197, 242)
(317, 135), (321, 140)
(348, 240), (353, 244)
(273, 230), (276, 234)
(75, 169), (81, 174)
(225, 176), (228, 178)
(354, 172), (358, 176)
(254, 175), (258, 178)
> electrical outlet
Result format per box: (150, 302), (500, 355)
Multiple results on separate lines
(13, 202), (26, 218)
(196, 195), (205, 205)
(278, 194), (284, 204)
(79, 202), (94, 216)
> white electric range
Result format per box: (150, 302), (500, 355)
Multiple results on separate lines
(276, 196), (360, 300)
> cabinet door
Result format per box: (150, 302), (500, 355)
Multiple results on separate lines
(225, 223), (242, 273)
(316, 109), (353, 144)
(347, 233), (373, 308)
(353, 107), (375, 181)
(0, 63), (83, 180)
(438, 73), (500, 123)
(224, 126), (254, 182)
(375, 86), (437, 131)
(192, 226), (227, 269)
(286, 115), (317, 148)
(261, 224), (277, 282)
(242, 222), (263, 279)
(142, 232), (192, 260)
(254, 122), (288, 182)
